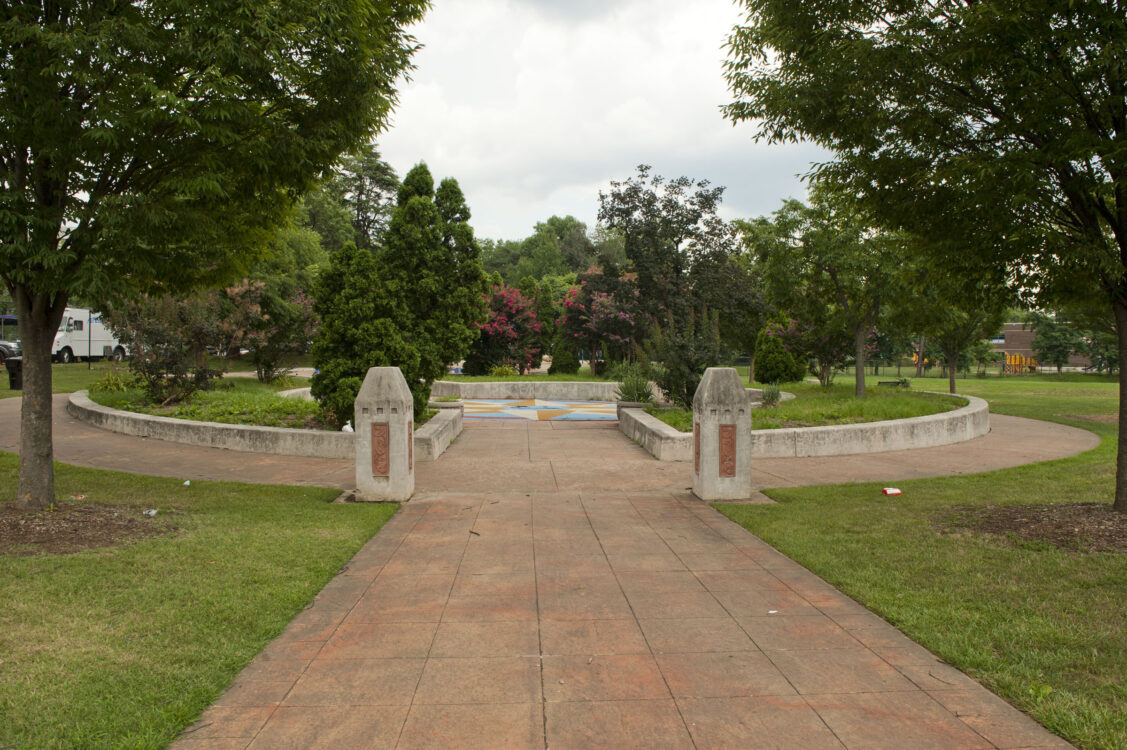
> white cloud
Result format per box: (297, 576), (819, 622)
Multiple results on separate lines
(379, 0), (827, 240)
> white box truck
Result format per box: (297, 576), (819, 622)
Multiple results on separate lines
(52, 307), (127, 363)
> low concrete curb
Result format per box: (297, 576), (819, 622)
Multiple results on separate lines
(618, 406), (694, 461)
(67, 391), (462, 462)
(620, 393), (989, 461)
(416, 404), (462, 462)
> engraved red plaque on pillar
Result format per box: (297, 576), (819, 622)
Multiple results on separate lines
(694, 422), (700, 474)
(408, 422), (413, 471)
(371, 423), (389, 477)
(719, 424), (736, 477)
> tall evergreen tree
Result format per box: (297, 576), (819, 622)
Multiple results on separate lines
(378, 164), (487, 411)
(311, 243), (418, 428)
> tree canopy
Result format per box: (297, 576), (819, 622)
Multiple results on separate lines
(598, 165), (735, 321)
(725, 0), (1127, 511)
(739, 186), (902, 395)
(0, 0), (428, 508)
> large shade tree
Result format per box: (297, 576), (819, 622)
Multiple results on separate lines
(598, 165), (735, 322)
(726, 0), (1127, 512)
(0, 0), (428, 509)
(597, 165), (738, 397)
(739, 187), (902, 396)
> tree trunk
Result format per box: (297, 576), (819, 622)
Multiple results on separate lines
(747, 351), (755, 386)
(915, 335), (925, 378)
(1113, 298), (1127, 513)
(945, 346), (957, 394)
(14, 287), (69, 510)
(854, 327), (867, 398)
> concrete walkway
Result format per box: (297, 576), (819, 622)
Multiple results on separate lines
(0, 398), (1095, 748)
(168, 421), (1077, 749)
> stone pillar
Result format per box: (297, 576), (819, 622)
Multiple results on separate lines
(354, 367), (414, 501)
(692, 367), (752, 501)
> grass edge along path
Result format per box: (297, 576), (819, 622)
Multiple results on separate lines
(0, 454), (396, 749)
(718, 374), (1125, 750)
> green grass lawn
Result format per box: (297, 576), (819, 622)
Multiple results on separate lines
(89, 378), (437, 429)
(717, 373), (1126, 749)
(90, 377), (324, 429)
(646, 381), (965, 432)
(0, 357), (313, 400)
(0, 360), (123, 399)
(0, 455), (396, 749)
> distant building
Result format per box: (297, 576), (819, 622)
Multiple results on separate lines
(990, 322), (1090, 368)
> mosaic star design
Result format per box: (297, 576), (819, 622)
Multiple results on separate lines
(463, 398), (618, 421)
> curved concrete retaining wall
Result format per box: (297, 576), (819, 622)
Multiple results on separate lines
(415, 406), (462, 462)
(281, 382), (795, 405)
(428, 381), (794, 403)
(278, 386), (313, 401)
(67, 391), (462, 462)
(618, 407), (694, 461)
(620, 394), (988, 461)
(430, 380), (626, 401)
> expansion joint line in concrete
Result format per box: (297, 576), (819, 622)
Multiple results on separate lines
(530, 493), (549, 750)
(391, 498), (486, 749)
(668, 495), (843, 745)
(579, 491), (701, 747)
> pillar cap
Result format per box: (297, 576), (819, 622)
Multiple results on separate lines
(692, 367), (748, 412)
(357, 366), (413, 407)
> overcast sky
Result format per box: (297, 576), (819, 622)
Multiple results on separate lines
(378, 0), (827, 242)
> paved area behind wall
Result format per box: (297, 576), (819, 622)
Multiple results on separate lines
(0, 395), (1099, 493)
(170, 422), (1074, 750)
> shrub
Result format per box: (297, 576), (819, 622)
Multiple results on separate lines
(613, 362), (653, 403)
(312, 164), (488, 427)
(89, 367), (137, 394)
(755, 326), (805, 384)
(547, 339), (581, 374)
(463, 284), (542, 375)
(644, 309), (723, 409)
(489, 364), (517, 377)
(761, 383), (781, 407)
(105, 294), (223, 405)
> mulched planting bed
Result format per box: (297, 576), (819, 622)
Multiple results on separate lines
(0, 501), (177, 556)
(938, 503), (1127, 554)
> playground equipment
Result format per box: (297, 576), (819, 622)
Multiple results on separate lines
(1001, 353), (1038, 374)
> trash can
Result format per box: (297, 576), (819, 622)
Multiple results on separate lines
(5, 357), (21, 390)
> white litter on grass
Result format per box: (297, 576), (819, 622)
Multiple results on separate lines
(882, 488), (902, 496)
(143, 509), (158, 517)
(183, 480), (191, 487)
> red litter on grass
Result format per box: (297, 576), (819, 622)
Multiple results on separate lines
(882, 488), (902, 496)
